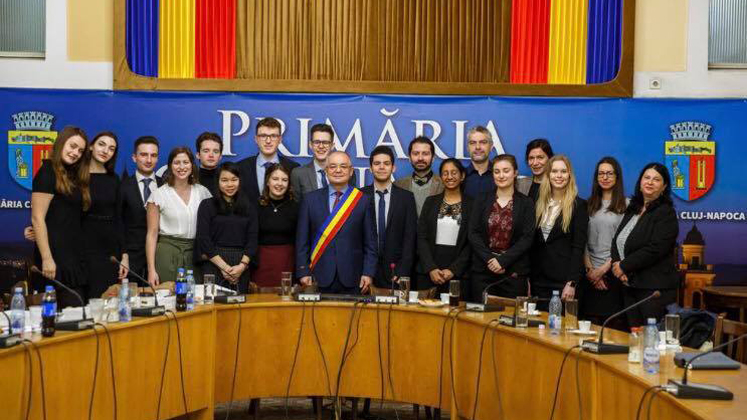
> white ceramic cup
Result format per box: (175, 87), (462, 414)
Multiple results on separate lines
(440, 293), (449, 305)
(409, 290), (419, 303)
(195, 284), (205, 302)
(578, 320), (592, 332)
(527, 302), (537, 314)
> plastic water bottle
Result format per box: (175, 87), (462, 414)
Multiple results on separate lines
(42, 286), (57, 337)
(549, 290), (562, 335)
(186, 269), (195, 311)
(118, 279), (132, 322)
(176, 268), (187, 312)
(643, 318), (660, 374)
(10, 287), (26, 335)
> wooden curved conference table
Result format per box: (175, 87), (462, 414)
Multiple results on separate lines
(2, 295), (745, 420)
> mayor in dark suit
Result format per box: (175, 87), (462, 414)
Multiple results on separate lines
(529, 155), (588, 311)
(361, 146), (417, 288)
(469, 155), (536, 301)
(120, 135), (162, 280)
(237, 117), (299, 202)
(611, 163), (679, 327)
(296, 151), (377, 294)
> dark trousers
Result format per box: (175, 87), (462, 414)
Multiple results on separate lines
(126, 248), (147, 284)
(530, 284), (562, 312)
(373, 259), (397, 289)
(471, 273), (528, 303)
(623, 287), (677, 328)
(319, 275), (359, 294)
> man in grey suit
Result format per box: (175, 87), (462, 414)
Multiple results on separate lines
(291, 123), (335, 199)
(393, 136), (444, 216)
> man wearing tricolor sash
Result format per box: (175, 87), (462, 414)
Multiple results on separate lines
(295, 151), (377, 293)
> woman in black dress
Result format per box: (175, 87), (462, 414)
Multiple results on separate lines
(196, 162), (258, 293)
(79, 132), (128, 299)
(31, 126), (89, 307)
(250, 164), (299, 288)
(469, 154), (536, 301)
(611, 163), (679, 327)
(417, 158), (471, 296)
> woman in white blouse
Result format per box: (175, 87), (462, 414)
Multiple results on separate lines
(146, 147), (212, 287)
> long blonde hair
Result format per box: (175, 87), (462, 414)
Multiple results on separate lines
(535, 155), (578, 233)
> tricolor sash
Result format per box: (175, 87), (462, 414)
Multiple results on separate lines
(309, 187), (364, 269)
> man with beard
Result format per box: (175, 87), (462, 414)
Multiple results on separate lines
(463, 125), (495, 198)
(394, 136), (443, 216)
(362, 146), (417, 288)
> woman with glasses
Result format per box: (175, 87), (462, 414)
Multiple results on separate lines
(581, 157), (628, 329)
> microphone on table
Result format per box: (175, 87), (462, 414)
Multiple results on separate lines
(466, 276), (510, 312)
(582, 290), (661, 354)
(666, 332), (747, 400)
(31, 266), (93, 331)
(0, 311), (21, 348)
(109, 256), (165, 317)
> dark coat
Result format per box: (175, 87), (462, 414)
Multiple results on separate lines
(417, 193), (473, 277)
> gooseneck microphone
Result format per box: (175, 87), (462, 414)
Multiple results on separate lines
(110, 256), (165, 316)
(465, 277), (510, 313)
(31, 266), (94, 331)
(582, 290), (661, 354)
(666, 332), (747, 400)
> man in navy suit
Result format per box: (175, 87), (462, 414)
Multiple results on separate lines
(362, 146), (417, 288)
(237, 117), (299, 201)
(296, 151), (377, 294)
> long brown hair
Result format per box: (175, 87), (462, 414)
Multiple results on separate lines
(535, 155), (578, 233)
(588, 156), (626, 215)
(163, 147), (199, 186)
(51, 126), (90, 210)
(259, 163), (294, 205)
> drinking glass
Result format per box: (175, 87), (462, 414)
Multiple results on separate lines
(665, 314), (681, 346)
(29, 306), (42, 332)
(203, 274), (215, 304)
(281, 272), (293, 300)
(399, 277), (411, 304)
(515, 296), (529, 328)
(89, 298), (105, 323)
(449, 280), (461, 307)
(564, 299), (579, 331)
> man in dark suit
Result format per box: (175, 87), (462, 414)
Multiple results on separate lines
(291, 123), (357, 200)
(120, 136), (162, 280)
(296, 151), (377, 294)
(195, 131), (224, 196)
(362, 146), (417, 289)
(237, 117), (299, 201)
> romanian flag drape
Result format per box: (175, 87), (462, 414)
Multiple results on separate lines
(126, 0), (622, 86)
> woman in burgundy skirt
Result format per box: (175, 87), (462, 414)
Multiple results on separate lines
(251, 164), (299, 287)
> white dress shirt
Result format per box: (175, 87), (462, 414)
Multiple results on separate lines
(136, 171), (158, 205)
(373, 183), (392, 233)
(148, 184), (212, 239)
(256, 153), (279, 193)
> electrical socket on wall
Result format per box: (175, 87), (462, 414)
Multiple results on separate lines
(649, 78), (662, 90)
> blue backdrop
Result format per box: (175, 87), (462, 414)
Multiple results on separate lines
(1, 88), (745, 283)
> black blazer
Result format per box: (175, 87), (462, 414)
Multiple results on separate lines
(469, 190), (535, 276)
(237, 154), (300, 201)
(362, 184), (418, 277)
(611, 199), (679, 290)
(119, 173), (162, 254)
(530, 197), (589, 288)
(417, 193), (472, 277)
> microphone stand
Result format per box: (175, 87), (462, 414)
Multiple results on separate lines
(110, 256), (165, 317)
(31, 266), (93, 331)
(465, 276), (510, 313)
(666, 332), (747, 400)
(582, 290), (661, 354)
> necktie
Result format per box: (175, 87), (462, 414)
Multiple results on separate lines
(318, 169), (328, 188)
(142, 178), (152, 203)
(263, 162), (274, 169)
(376, 190), (388, 250)
(332, 191), (343, 210)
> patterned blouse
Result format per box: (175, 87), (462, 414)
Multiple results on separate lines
(438, 201), (463, 224)
(488, 199), (513, 252)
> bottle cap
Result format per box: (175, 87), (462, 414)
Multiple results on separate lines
(553, 290), (559, 296)
(187, 269), (194, 274)
(647, 318), (656, 325)
(45, 285), (54, 292)
(122, 278), (129, 284)
(178, 268), (185, 273)
(14, 287), (22, 293)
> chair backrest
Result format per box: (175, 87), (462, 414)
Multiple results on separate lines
(487, 295), (517, 308)
(714, 314), (747, 364)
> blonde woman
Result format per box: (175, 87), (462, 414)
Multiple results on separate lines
(529, 155), (588, 310)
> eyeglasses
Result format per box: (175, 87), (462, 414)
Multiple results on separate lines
(311, 140), (333, 147)
(257, 134), (281, 141)
(597, 171), (616, 178)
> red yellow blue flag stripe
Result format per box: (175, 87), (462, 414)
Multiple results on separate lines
(310, 188), (363, 269)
